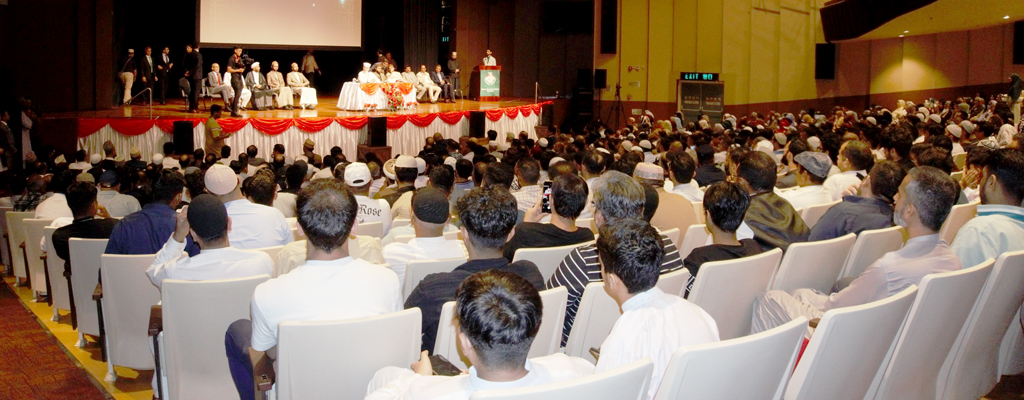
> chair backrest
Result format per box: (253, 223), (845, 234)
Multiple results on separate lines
(290, 227), (301, 241)
(691, 201), (705, 224)
(43, 226), (70, 311)
(443, 230), (459, 241)
(512, 242), (590, 283)
(939, 202), (977, 244)
(655, 268), (691, 298)
(953, 153), (967, 170)
(784, 286), (918, 400)
(676, 224), (709, 260)
(654, 317), (807, 400)
(950, 171), (963, 182)
(939, 252), (1024, 400)
(393, 234), (415, 244)
(6, 211), (32, 278)
(356, 221), (384, 238)
(434, 301), (469, 369)
(576, 218), (594, 231)
(839, 226), (906, 279)
(688, 248), (783, 340)
(870, 259), (994, 400)
(69, 238), (110, 337)
(23, 219), (53, 293)
(530, 286), (569, 359)
(800, 200), (840, 229)
(276, 308), (422, 400)
(392, 218), (411, 228)
(403, 257), (468, 300)
(100, 253), (160, 370)
(0, 206), (11, 268)
(771, 233), (857, 293)
(564, 282), (621, 364)
(659, 227), (681, 249)
(470, 358), (654, 400)
(162, 275), (270, 400)
(252, 245), (284, 277)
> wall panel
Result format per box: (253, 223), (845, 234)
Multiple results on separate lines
(934, 31), (969, 88)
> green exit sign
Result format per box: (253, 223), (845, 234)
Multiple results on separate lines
(680, 72), (719, 81)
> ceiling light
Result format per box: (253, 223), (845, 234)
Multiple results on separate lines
(899, 35), (905, 38)
(1006, 15), (1011, 19)
(904, 30), (909, 33)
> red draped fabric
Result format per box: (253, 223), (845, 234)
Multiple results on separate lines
(295, 118), (336, 133)
(360, 84), (380, 95)
(408, 114), (438, 127)
(395, 83), (414, 95)
(78, 119), (112, 138)
(217, 118), (250, 134)
(387, 115), (409, 130)
(438, 111), (467, 124)
(248, 118), (294, 135)
(484, 109), (506, 121)
(504, 107), (520, 119)
(108, 120), (157, 136)
(336, 116), (369, 130)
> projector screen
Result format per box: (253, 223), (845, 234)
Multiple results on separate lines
(199, 0), (361, 49)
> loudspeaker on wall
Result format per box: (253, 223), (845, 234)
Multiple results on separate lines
(594, 69), (607, 90)
(815, 43), (836, 80)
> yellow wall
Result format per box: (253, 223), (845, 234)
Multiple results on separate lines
(595, 0), (1023, 107)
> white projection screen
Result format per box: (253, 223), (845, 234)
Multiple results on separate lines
(199, 0), (361, 49)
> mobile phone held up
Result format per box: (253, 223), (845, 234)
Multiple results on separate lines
(430, 354), (463, 376)
(541, 181), (553, 214)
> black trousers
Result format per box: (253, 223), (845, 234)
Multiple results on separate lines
(157, 73), (169, 102)
(230, 77), (243, 112)
(188, 78), (201, 111)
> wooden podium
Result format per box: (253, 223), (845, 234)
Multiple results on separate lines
(470, 65), (501, 101)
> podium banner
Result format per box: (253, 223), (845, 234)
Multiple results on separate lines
(481, 70), (500, 97)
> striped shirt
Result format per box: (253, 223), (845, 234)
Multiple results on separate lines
(546, 233), (684, 346)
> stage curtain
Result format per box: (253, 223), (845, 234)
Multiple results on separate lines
(218, 118), (250, 134)
(504, 107), (520, 119)
(438, 111), (467, 125)
(295, 118), (336, 133)
(336, 116), (369, 130)
(484, 109), (506, 122)
(78, 119), (112, 138)
(248, 118), (294, 135)
(387, 115), (468, 157)
(387, 115), (409, 130)
(408, 114), (438, 127)
(108, 120), (158, 136)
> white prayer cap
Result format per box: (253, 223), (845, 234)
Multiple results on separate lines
(596, 148), (611, 155)
(90, 154), (102, 164)
(538, 138), (549, 147)
(639, 140), (652, 150)
(621, 140), (633, 151)
(128, 49), (135, 53)
(807, 136), (821, 151)
(204, 164), (240, 195)
(946, 124), (963, 139)
(251, 62), (260, 68)
(443, 156), (457, 167)
(396, 155), (417, 169)
(152, 153), (164, 164)
(866, 116), (877, 126)
(928, 114), (941, 124)
(415, 157), (426, 174)
(549, 157), (565, 167)
(363, 62), (371, 68)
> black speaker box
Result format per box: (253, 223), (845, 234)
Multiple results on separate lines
(1014, 21), (1024, 65)
(469, 111), (486, 139)
(369, 116), (388, 147)
(600, 0), (617, 54)
(815, 43), (836, 80)
(173, 121), (194, 155)
(594, 69), (607, 89)
(541, 104), (554, 126)
(577, 69), (594, 90)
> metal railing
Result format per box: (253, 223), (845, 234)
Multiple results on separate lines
(108, 88), (154, 119)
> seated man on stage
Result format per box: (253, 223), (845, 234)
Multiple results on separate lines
(431, 64), (454, 103)
(245, 62), (273, 111)
(401, 66), (417, 85)
(417, 65), (441, 104)
(358, 62), (380, 83)
(206, 63), (233, 105)
(385, 64), (403, 83)
(266, 61), (294, 110)
(374, 63), (388, 83)
(224, 70), (252, 110)
(288, 62), (317, 109)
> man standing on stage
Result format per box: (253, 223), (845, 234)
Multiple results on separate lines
(302, 50), (320, 88)
(226, 46), (246, 117)
(447, 51), (460, 99)
(483, 49), (497, 66)
(183, 43), (203, 113)
(431, 65), (453, 103)
(205, 105), (230, 156)
(139, 47), (156, 104)
(118, 49), (136, 106)
(156, 47), (173, 105)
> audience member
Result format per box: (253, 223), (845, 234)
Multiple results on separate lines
(683, 182), (762, 297)
(377, 155), (418, 206)
(346, 162), (393, 235)
(823, 140), (874, 201)
(205, 164), (292, 249)
(96, 170), (141, 217)
(735, 151), (809, 251)
(634, 162), (698, 237)
(666, 149), (703, 202)
(503, 174), (594, 261)
(34, 170), (73, 220)
(106, 169), (200, 256)
(511, 158), (542, 212)
(51, 182), (121, 275)
(382, 187), (466, 286)
(809, 161), (905, 241)
(951, 149), (1024, 268)
(777, 152), (833, 210)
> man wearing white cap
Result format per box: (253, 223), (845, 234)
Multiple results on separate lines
(639, 140), (657, 164)
(376, 155), (418, 206)
(946, 124), (966, 156)
(346, 162), (392, 235)
(413, 157), (428, 189)
(204, 164), (292, 249)
(358, 62), (380, 83)
(633, 162), (698, 238)
(245, 62), (273, 111)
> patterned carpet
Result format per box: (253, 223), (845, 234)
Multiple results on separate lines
(0, 281), (109, 400)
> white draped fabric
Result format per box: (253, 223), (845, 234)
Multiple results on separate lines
(336, 82), (418, 111)
(78, 125), (192, 162)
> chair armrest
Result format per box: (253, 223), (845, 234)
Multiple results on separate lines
(92, 282), (102, 301)
(809, 318), (820, 329)
(149, 306), (162, 337)
(254, 354), (276, 392)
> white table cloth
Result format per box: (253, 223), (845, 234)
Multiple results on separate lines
(336, 82), (418, 111)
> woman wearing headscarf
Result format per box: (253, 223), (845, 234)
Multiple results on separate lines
(1009, 73), (1022, 126)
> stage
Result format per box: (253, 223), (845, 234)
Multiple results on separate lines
(68, 95), (549, 165)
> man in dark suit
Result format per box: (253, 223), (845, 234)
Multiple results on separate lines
(182, 43), (203, 113)
(155, 46), (173, 105)
(447, 51), (461, 99)
(431, 64), (453, 103)
(138, 46), (156, 104)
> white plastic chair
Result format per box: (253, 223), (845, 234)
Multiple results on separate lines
(655, 268), (691, 298)
(274, 308), (421, 400)
(691, 201), (705, 224)
(953, 153), (967, 170)
(576, 218), (594, 231)
(392, 218), (411, 228)
(402, 257), (468, 300)
(290, 227), (301, 241)
(253, 245), (284, 277)
(356, 221), (384, 238)
(659, 227), (681, 249)
(939, 251), (1024, 400)
(868, 259), (993, 400)
(393, 234), (415, 244)
(161, 275), (269, 400)
(999, 308), (1024, 377)
(688, 248), (783, 340)
(784, 286), (918, 400)
(512, 242), (591, 284)
(564, 282), (621, 364)
(676, 224), (709, 260)
(5, 211), (31, 280)
(654, 317), (807, 400)
(839, 226), (906, 279)
(800, 200), (839, 229)
(470, 358), (654, 400)
(434, 301), (469, 369)
(771, 233), (856, 293)
(69, 238), (109, 345)
(43, 226), (70, 321)
(100, 254), (160, 382)
(0, 206), (12, 272)
(443, 230), (460, 241)
(938, 202), (977, 244)
(23, 219), (52, 296)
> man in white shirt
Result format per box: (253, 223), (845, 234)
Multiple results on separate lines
(666, 149), (703, 202)
(752, 166), (962, 335)
(346, 162), (393, 234)
(366, 269), (594, 400)
(482, 49), (497, 66)
(401, 65), (418, 85)
(227, 179), (402, 400)
(951, 149), (1024, 268)
(822, 140), (873, 201)
(146, 194), (272, 289)
(577, 151), (608, 220)
(777, 152), (833, 210)
(204, 164), (292, 249)
(417, 65), (441, 103)
(96, 171), (141, 218)
(358, 62), (381, 83)
(510, 158), (542, 212)
(383, 187), (466, 286)
(594, 219), (720, 400)
(287, 62), (313, 95)
(34, 170), (73, 220)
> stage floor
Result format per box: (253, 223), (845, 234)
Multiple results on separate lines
(50, 95), (537, 119)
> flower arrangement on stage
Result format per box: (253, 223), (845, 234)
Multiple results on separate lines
(405, 101), (419, 109)
(382, 83), (405, 111)
(363, 103), (379, 111)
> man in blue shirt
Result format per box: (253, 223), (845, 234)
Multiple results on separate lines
(106, 169), (200, 256)
(808, 161), (906, 241)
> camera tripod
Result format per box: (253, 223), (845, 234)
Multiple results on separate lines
(604, 83), (628, 129)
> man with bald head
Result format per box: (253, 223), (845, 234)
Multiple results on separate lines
(265, 61), (294, 110)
